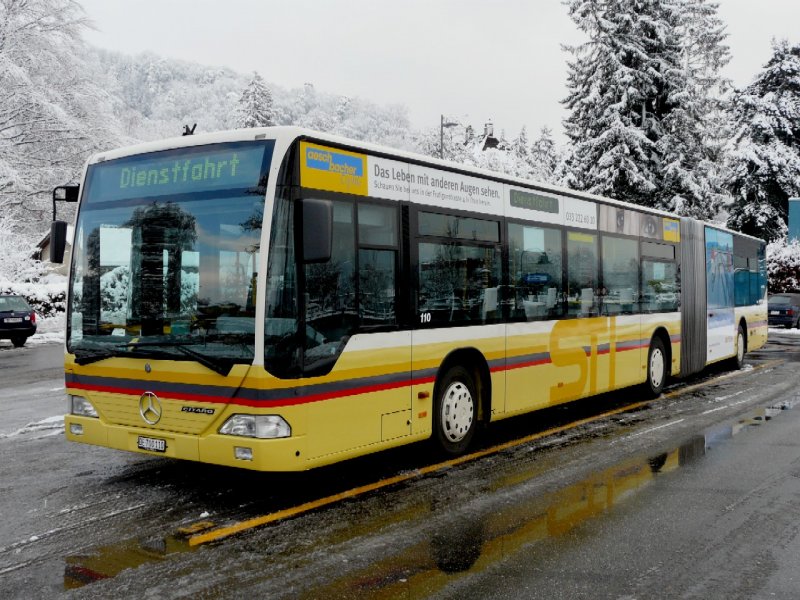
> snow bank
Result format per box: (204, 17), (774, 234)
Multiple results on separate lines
(767, 239), (800, 293)
(0, 415), (64, 440)
(769, 327), (800, 336)
(0, 272), (67, 318)
(0, 275), (66, 347)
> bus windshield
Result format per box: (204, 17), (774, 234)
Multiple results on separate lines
(67, 141), (274, 371)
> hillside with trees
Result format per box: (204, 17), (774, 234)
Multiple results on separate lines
(3, 0), (800, 309)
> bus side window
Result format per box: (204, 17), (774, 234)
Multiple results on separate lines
(418, 242), (500, 324)
(358, 203), (398, 328)
(417, 212), (501, 325)
(734, 255), (749, 307)
(641, 260), (679, 312)
(601, 235), (639, 315)
(303, 200), (356, 375)
(567, 231), (598, 318)
(507, 223), (563, 322)
(640, 242), (678, 313)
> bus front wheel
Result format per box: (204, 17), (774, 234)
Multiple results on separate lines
(433, 366), (478, 455)
(645, 337), (667, 398)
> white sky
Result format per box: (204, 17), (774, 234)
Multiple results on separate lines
(79, 0), (800, 142)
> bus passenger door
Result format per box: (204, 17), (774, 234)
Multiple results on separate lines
(412, 209), (505, 428)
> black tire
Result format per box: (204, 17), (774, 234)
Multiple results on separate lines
(644, 336), (667, 398)
(11, 337), (26, 348)
(729, 323), (746, 370)
(433, 365), (478, 455)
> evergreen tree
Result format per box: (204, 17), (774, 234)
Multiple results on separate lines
(335, 95), (351, 123)
(767, 238), (800, 292)
(235, 71), (276, 128)
(511, 126), (533, 178)
(530, 127), (560, 183)
(726, 40), (800, 241)
(562, 0), (674, 206)
(562, 0), (730, 216)
(657, 0), (731, 219)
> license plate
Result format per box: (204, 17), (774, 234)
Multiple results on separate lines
(4, 317), (22, 323)
(137, 436), (166, 452)
(770, 310), (780, 315)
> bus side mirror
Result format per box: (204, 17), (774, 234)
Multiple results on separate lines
(301, 199), (332, 263)
(53, 185), (80, 203)
(50, 184), (79, 264)
(50, 221), (68, 264)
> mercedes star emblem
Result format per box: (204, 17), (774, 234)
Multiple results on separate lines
(139, 391), (162, 425)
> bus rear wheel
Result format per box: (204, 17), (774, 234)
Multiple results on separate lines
(644, 337), (667, 398)
(433, 365), (477, 455)
(729, 323), (746, 370)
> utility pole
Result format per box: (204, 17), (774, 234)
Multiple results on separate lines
(440, 115), (459, 159)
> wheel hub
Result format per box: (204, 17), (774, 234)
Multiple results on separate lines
(441, 382), (474, 443)
(650, 348), (664, 389)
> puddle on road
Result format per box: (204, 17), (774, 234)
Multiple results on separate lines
(63, 522), (212, 589)
(311, 399), (800, 598)
(62, 395), (800, 592)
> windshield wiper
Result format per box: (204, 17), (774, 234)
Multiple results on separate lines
(117, 341), (236, 377)
(73, 348), (115, 365)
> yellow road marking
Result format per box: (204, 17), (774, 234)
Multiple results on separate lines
(188, 359), (783, 547)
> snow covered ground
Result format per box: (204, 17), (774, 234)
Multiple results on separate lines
(769, 327), (800, 336)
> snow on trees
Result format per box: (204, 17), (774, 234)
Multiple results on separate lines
(13, 0), (800, 307)
(562, 0), (730, 217)
(725, 40), (800, 242)
(658, 0), (732, 220)
(234, 71), (276, 128)
(530, 127), (560, 184)
(0, 0), (120, 237)
(767, 238), (800, 293)
(562, 0), (668, 205)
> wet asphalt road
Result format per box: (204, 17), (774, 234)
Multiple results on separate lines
(2, 335), (800, 598)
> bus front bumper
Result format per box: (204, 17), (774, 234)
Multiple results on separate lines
(64, 415), (308, 472)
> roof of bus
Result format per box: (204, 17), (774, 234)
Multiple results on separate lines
(87, 126), (763, 243)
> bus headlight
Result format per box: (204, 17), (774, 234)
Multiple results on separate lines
(219, 415), (291, 439)
(69, 395), (98, 418)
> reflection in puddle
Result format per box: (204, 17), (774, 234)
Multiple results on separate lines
(63, 522), (212, 589)
(309, 444), (694, 597)
(63, 398), (800, 592)
(310, 400), (800, 598)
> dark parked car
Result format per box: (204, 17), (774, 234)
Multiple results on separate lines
(0, 294), (37, 347)
(768, 292), (800, 329)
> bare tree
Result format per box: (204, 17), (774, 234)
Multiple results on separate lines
(0, 0), (118, 234)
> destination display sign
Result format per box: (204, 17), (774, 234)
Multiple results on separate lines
(509, 189), (559, 214)
(87, 143), (271, 204)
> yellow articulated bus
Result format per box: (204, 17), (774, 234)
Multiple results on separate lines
(53, 127), (767, 471)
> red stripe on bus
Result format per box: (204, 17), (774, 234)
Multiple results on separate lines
(65, 339), (670, 409)
(67, 376), (440, 408)
(67, 381), (240, 405)
(502, 358), (552, 371)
